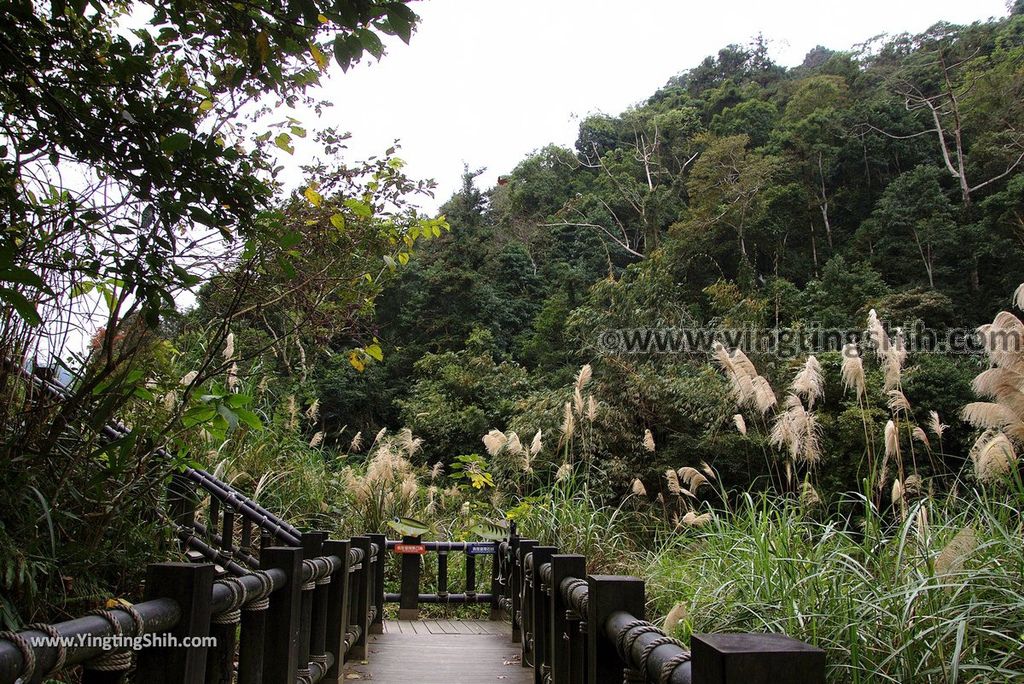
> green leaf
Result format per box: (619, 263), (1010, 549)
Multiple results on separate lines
(224, 393), (252, 408)
(182, 404), (217, 427)
(366, 343), (384, 362)
(0, 288), (41, 326)
(160, 132), (191, 153)
(386, 4), (416, 44)
(333, 34), (357, 72)
(355, 29), (384, 59)
(330, 213), (346, 230)
(343, 198), (372, 218)
(275, 133), (294, 154)
(234, 407), (263, 430)
(278, 230), (303, 248)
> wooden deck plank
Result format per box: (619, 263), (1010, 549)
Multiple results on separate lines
(344, 620), (529, 682)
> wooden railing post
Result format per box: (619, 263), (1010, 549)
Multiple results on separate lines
(349, 536), (372, 660)
(691, 633), (826, 684)
(510, 534), (523, 643)
(517, 540), (537, 668)
(298, 532), (326, 681)
(489, 542), (501, 621)
(367, 533), (386, 634)
(397, 535), (421, 620)
(587, 575), (644, 684)
(550, 554), (586, 684)
(322, 539), (352, 684)
(237, 574), (270, 684)
(261, 546), (303, 684)
(206, 508), (240, 684)
(135, 562), (215, 684)
(465, 548), (477, 598)
(437, 549), (449, 598)
(530, 546), (556, 684)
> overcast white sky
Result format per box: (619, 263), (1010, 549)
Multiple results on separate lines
(284, 0), (1011, 212)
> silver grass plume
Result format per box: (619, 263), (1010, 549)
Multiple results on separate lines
(223, 332), (235, 361)
(530, 430), (543, 456)
(840, 343), (865, 400)
(643, 429), (656, 452)
(665, 469), (681, 495)
(928, 411), (948, 439)
(483, 429), (508, 457)
(970, 431), (1017, 483)
(732, 413), (747, 435)
(790, 356), (824, 408)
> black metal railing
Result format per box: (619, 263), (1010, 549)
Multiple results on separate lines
(494, 524), (827, 684)
(381, 536), (501, 620)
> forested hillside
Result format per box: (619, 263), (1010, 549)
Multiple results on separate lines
(251, 11), (1024, 497)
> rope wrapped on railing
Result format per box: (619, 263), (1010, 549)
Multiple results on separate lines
(560, 576), (590, 619)
(606, 611), (692, 684)
(0, 598), (181, 682)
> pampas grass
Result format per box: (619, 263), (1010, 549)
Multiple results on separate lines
(791, 355), (824, 408)
(1013, 283), (1024, 310)
(561, 402), (576, 439)
(841, 343), (866, 399)
(643, 428), (656, 452)
(681, 510), (713, 526)
(223, 332), (235, 361)
(556, 462), (572, 481)
(631, 478), (647, 497)
(665, 469), (681, 495)
(678, 467), (709, 492)
(732, 413), (747, 435)
(970, 432), (1017, 483)
(530, 429), (543, 456)
(887, 390), (911, 414)
(483, 428), (508, 457)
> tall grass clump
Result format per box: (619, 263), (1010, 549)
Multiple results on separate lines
(515, 466), (655, 573)
(643, 490), (1024, 683)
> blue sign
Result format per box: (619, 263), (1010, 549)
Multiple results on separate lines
(466, 542), (495, 555)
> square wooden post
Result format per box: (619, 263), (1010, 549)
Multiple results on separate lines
(397, 535), (421, 620)
(550, 554), (586, 684)
(691, 633), (826, 684)
(261, 546), (303, 684)
(135, 562), (215, 684)
(587, 575), (644, 684)
(349, 536), (372, 660)
(322, 539), (351, 684)
(367, 533), (386, 634)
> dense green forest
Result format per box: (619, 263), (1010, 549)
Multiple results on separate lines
(240, 10), (1024, 497)
(3, 1), (1024, 680)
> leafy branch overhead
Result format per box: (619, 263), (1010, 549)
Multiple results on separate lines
(0, 0), (420, 324)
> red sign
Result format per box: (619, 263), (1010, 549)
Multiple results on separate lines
(394, 544), (427, 555)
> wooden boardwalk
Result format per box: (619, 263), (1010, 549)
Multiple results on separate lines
(342, 619), (531, 683)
